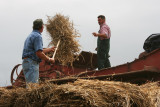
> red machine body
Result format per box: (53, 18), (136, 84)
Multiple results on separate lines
(11, 51), (97, 87)
(11, 49), (160, 87)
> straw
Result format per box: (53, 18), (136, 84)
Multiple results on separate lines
(46, 13), (81, 65)
(1, 80), (159, 107)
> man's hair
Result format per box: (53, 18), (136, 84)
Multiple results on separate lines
(33, 19), (43, 30)
(98, 15), (105, 20)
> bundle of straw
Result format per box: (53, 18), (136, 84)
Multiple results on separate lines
(1, 80), (160, 107)
(140, 82), (160, 107)
(0, 87), (25, 106)
(46, 14), (81, 65)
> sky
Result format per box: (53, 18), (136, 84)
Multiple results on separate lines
(0, 0), (160, 86)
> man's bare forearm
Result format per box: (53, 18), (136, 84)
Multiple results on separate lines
(43, 48), (51, 54)
(36, 51), (50, 62)
(43, 46), (55, 54)
(92, 32), (107, 38)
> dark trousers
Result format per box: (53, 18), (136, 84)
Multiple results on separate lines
(97, 37), (111, 70)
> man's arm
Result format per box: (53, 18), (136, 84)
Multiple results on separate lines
(93, 33), (108, 38)
(92, 32), (108, 38)
(43, 46), (56, 54)
(92, 26), (109, 38)
(36, 50), (54, 63)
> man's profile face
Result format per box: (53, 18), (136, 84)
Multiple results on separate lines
(98, 18), (105, 25)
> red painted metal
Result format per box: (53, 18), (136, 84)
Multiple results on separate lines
(11, 51), (97, 87)
(11, 49), (160, 87)
(77, 49), (160, 79)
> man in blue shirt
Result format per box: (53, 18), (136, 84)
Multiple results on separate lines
(22, 19), (55, 85)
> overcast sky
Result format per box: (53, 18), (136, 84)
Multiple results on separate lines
(0, 0), (160, 86)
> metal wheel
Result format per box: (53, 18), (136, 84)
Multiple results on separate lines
(10, 64), (22, 85)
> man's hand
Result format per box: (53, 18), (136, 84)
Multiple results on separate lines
(49, 58), (55, 64)
(50, 46), (56, 52)
(92, 32), (98, 37)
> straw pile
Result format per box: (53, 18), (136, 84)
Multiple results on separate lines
(140, 82), (160, 107)
(46, 14), (81, 65)
(0, 79), (160, 107)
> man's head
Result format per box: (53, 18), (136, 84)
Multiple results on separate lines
(97, 15), (105, 25)
(33, 19), (44, 32)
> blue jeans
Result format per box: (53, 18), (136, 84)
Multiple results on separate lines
(22, 58), (39, 83)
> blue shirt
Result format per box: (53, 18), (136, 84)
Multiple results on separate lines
(22, 30), (43, 62)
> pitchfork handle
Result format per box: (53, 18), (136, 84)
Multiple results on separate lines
(52, 40), (60, 60)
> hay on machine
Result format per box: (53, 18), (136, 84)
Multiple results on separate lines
(46, 13), (81, 66)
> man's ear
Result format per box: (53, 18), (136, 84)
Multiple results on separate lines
(39, 26), (44, 33)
